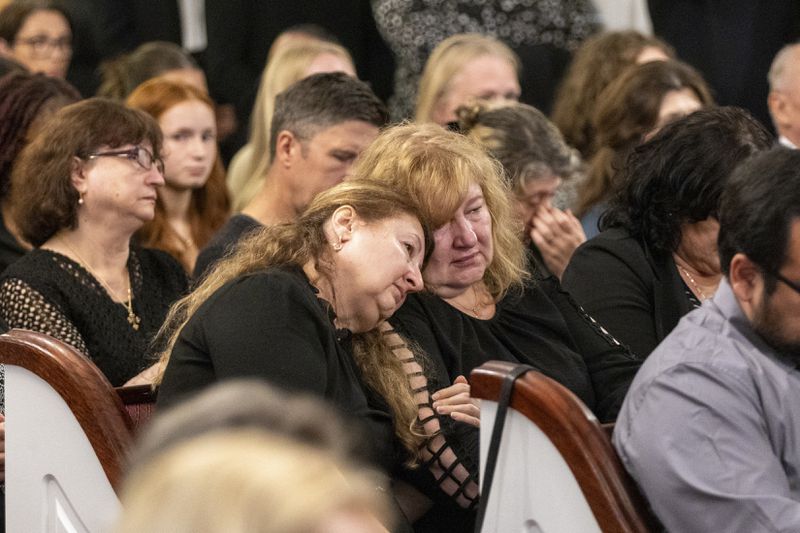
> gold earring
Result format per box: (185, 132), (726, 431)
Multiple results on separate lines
(332, 240), (343, 251)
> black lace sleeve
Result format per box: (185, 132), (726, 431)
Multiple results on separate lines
(0, 277), (88, 355)
(381, 322), (479, 509)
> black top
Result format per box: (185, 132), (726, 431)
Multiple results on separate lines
(0, 247), (187, 386)
(562, 227), (695, 359)
(0, 212), (26, 276)
(158, 265), (397, 471)
(391, 274), (641, 424)
(193, 213), (262, 279)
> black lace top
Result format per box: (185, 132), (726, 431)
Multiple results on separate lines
(0, 247), (187, 386)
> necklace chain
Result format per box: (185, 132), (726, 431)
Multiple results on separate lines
(60, 237), (141, 330)
(451, 285), (491, 318)
(678, 264), (708, 301)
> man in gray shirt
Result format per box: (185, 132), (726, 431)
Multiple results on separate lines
(614, 146), (800, 532)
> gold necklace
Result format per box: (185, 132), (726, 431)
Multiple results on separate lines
(60, 238), (141, 330)
(677, 264), (708, 301)
(451, 285), (490, 318)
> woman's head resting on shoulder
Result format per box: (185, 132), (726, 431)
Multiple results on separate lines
(305, 180), (429, 333)
(159, 179), (433, 360)
(11, 97), (165, 246)
(351, 122), (527, 300)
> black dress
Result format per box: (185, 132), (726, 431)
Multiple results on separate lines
(0, 247), (187, 386)
(0, 213), (25, 276)
(157, 265), (398, 471)
(562, 227), (695, 359)
(193, 213), (262, 279)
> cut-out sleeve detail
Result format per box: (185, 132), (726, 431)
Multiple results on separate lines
(381, 322), (480, 509)
(0, 278), (88, 355)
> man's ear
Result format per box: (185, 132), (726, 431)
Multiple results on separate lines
(274, 130), (299, 169)
(768, 91), (789, 129)
(729, 253), (762, 315)
(329, 205), (357, 244)
(0, 39), (12, 56)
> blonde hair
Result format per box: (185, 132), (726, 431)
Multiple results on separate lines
(157, 180), (431, 460)
(116, 430), (389, 533)
(352, 122), (527, 299)
(227, 41), (354, 210)
(415, 34), (519, 124)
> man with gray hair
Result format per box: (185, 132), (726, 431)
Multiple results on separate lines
(194, 72), (388, 277)
(768, 41), (800, 148)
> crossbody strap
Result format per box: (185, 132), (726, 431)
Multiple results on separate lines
(474, 364), (533, 533)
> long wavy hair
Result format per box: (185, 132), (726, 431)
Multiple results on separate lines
(156, 180), (433, 461)
(126, 78), (230, 272)
(576, 60), (713, 218)
(551, 30), (675, 158)
(352, 122), (527, 300)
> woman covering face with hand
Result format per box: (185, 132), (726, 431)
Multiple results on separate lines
(354, 123), (641, 530)
(459, 101), (585, 279)
(127, 78), (230, 275)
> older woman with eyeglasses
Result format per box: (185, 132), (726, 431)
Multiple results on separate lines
(0, 98), (187, 387)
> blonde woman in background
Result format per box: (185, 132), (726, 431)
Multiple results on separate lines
(227, 40), (355, 210)
(415, 33), (520, 126)
(116, 430), (390, 533)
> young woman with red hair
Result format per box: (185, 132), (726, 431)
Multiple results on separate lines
(127, 78), (230, 274)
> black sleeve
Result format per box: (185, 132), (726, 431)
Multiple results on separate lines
(158, 273), (334, 407)
(539, 275), (642, 422)
(562, 238), (660, 360)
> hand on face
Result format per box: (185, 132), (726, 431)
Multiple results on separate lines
(530, 205), (586, 279)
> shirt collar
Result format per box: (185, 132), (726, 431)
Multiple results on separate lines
(779, 135), (798, 149)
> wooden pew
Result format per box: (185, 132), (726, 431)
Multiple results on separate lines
(471, 360), (657, 533)
(0, 329), (147, 532)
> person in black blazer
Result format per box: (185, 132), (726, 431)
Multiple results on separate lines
(563, 107), (771, 359)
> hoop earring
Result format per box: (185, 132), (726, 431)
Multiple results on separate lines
(332, 240), (343, 251)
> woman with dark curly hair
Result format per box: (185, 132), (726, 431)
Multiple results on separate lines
(563, 107), (771, 359)
(0, 71), (80, 273)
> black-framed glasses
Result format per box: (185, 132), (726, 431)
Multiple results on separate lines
(85, 146), (165, 175)
(772, 270), (800, 295)
(14, 35), (72, 58)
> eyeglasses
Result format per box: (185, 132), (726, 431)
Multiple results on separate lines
(85, 146), (165, 175)
(772, 270), (800, 295)
(14, 35), (72, 58)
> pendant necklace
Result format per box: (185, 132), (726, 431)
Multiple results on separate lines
(61, 238), (141, 330)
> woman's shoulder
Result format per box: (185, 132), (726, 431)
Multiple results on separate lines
(0, 249), (67, 283)
(208, 265), (321, 311)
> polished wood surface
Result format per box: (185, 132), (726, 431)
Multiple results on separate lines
(0, 328), (134, 492)
(471, 360), (657, 533)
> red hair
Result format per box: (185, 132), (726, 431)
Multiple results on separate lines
(126, 78), (230, 272)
